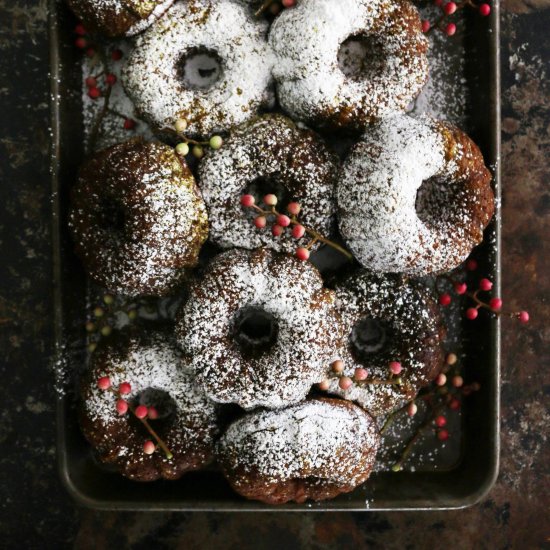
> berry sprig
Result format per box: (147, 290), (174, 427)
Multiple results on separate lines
(240, 194), (353, 261)
(436, 261), (530, 323)
(318, 359), (407, 391)
(161, 118), (224, 160)
(382, 352), (479, 471)
(421, 0), (491, 37)
(255, 0), (296, 18)
(85, 294), (138, 353)
(96, 377), (173, 459)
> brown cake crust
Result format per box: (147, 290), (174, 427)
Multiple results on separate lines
(69, 138), (208, 297)
(80, 329), (219, 482)
(217, 398), (380, 505)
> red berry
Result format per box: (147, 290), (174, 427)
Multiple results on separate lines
(449, 398), (461, 411)
(119, 382), (131, 395)
(339, 376), (353, 390)
(332, 360), (345, 373)
(435, 373), (447, 386)
(88, 87), (101, 99)
(97, 376), (111, 390)
(452, 375), (464, 388)
(123, 118), (136, 130)
(518, 311), (530, 323)
(454, 282), (467, 295)
(421, 20), (431, 33)
(389, 361), (402, 375)
(438, 429), (450, 441)
(282, 0), (296, 6)
(105, 73), (117, 86)
(439, 293), (452, 306)
(75, 23), (86, 36)
(354, 368), (369, 381)
(75, 37), (87, 49)
(111, 49), (123, 61)
(263, 194), (278, 206)
(240, 194), (255, 207)
(296, 247), (310, 261)
(407, 402), (418, 417)
(434, 0), (443, 5)
(85, 47), (96, 58)
(254, 216), (267, 229)
(479, 3), (491, 16)
(466, 308), (479, 320)
(135, 405), (148, 419)
(444, 1), (457, 14)
(116, 399), (128, 415)
(479, 278), (493, 291)
(489, 297), (503, 311)
(276, 214), (291, 227)
(271, 224), (284, 237)
(292, 224), (306, 239)
(435, 415), (447, 428)
(318, 379), (330, 391)
(466, 259), (478, 271)
(143, 441), (155, 455)
(287, 202), (301, 216)
(85, 76), (97, 88)
(148, 407), (159, 420)
(446, 23), (457, 36)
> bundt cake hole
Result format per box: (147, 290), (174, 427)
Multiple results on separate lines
(133, 388), (178, 422)
(337, 33), (387, 81)
(350, 317), (389, 361)
(177, 47), (224, 91)
(416, 176), (462, 228)
(245, 174), (291, 212)
(231, 306), (279, 355)
(97, 199), (126, 234)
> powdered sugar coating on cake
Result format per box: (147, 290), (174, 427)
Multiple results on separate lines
(122, 0), (274, 138)
(337, 114), (495, 275)
(217, 398), (380, 504)
(67, 0), (175, 37)
(269, 0), (428, 129)
(322, 271), (444, 417)
(80, 330), (219, 481)
(175, 248), (342, 410)
(69, 139), (208, 297)
(198, 115), (338, 254)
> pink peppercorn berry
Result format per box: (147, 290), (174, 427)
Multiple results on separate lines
(407, 402), (418, 417)
(85, 76), (97, 88)
(254, 216), (267, 229)
(263, 194), (277, 206)
(439, 293), (452, 306)
(75, 37), (87, 49)
(119, 382), (132, 395)
(518, 311), (530, 323)
(389, 361), (402, 375)
(479, 3), (491, 16)
(438, 429), (450, 442)
(282, 0), (296, 7)
(116, 399), (128, 415)
(287, 202), (301, 216)
(489, 297), (503, 311)
(105, 73), (117, 86)
(271, 224), (284, 237)
(454, 282), (467, 295)
(292, 224), (306, 239)
(479, 278), (493, 291)
(449, 398), (461, 411)
(354, 368), (369, 381)
(135, 405), (148, 419)
(143, 441), (156, 455)
(97, 376), (111, 390)
(435, 415), (447, 428)
(148, 407), (159, 420)
(466, 308), (479, 320)
(124, 119), (136, 130)
(318, 379), (330, 391)
(421, 20), (431, 33)
(435, 373), (447, 386)
(296, 247), (310, 261)
(452, 375), (464, 388)
(87, 87), (101, 100)
(75, 23), (86, 36)
(466, 259), (478, 271)
(332, 360), (345, 373)
(111, 49), (123, 61)
(240, 194), (255, 207)
(276, 214), (291, 228)
(339, 376), (353, 390)
(444, 2), (457, 14)
(446, 23), (457, 36)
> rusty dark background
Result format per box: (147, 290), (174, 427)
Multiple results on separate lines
(0, 1), (548, 548)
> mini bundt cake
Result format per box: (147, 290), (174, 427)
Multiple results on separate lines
(269, 0), (428, 129)
(122, 0), (274, 139)
(217, 398), (380, 504)
(80, 329), (219, 481)
(320, 272), (445, 417)
(69, 138), (208, 297)
(199, 115), (338, 254)
(175, 248), (342, 410)
(338, 114), (495, 275)
(66, 0), (175, 37)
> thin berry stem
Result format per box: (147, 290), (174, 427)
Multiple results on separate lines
(255, 0), (275, 17)
(88, 84), (112, 153)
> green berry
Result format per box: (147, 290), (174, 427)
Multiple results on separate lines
(103, 294), (114, 305)
(391, 463), (402, 472)
(127, 309), (138, 321)
(93, 307), (104, 318)
(88, 342), (97, 353)
(85, 321), (96, 332)
(192, 145), (204, 159)
(209, 135), (223, 150)
(100, 325), (112, 337)
(174, 118), (188, 133)
(175, 142), (189, 156)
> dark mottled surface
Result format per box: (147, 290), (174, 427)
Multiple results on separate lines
(0, 1), (549, 548)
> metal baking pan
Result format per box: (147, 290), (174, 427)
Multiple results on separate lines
(50, 0), (501, 510)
